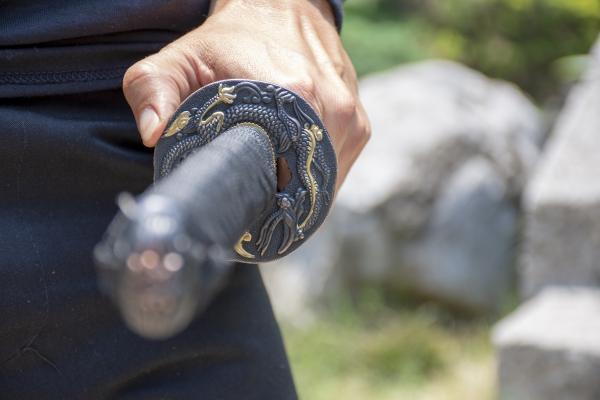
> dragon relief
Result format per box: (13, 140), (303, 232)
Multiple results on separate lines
(160, 82), (333, 260)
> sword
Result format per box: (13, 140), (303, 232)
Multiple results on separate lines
(94, 80), (337, 339)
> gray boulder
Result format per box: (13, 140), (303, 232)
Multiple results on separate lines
(339, 60), (542, 217)
(521, 37), (600, 298)
(337, 60), (542, 312)
(261, 60), (543, 318)
(395, 157), (517, 311)
(493, 287), (600, 400)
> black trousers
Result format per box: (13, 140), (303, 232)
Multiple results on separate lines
(0, 90), (296, 399)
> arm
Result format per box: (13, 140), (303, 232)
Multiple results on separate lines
(122, 0), (369, 189)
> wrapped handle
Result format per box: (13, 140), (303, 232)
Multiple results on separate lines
(95, 124), (276, 339)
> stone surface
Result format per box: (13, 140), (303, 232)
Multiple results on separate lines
(521, 38), (600, 297)
(338, 59), (542, 217)
(262, 60), (543, 317)
(336, 60), (541, 312)
(493, 287), (600, 400)
(396, 157), (517, 311)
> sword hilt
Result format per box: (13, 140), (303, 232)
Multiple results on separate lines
(94, 80), (337, 339)
(95, 124), (276, 339)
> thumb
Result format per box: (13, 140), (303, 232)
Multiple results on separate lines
(122, 47), (207, 147)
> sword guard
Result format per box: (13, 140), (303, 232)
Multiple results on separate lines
(154, 80), (337, 262)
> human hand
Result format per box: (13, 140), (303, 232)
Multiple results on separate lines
(123, 0), (370, 188)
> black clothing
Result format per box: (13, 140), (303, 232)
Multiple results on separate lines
(0, 0), (210, 97)
(0, 0), (343, 397)
(0, 90), (297, 399)
(0, 1), (345, 397)
(0, 0), (344, 98)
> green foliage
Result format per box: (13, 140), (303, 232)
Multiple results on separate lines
(342, 0), (600, 101)
(359, 317), (448, 384)
(282, 291), (493, 400)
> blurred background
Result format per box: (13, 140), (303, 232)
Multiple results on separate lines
(261, 1), (600, 399)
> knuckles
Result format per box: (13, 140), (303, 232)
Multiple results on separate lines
(353, 104), (372, 148)
(357, 116), (372, 146)
(337, 95), (358, 123)
(122, 29), (372, 150)
(122, 60), (159, 93)
(284, 75), (322, 116)
(285, 74), (371, 152)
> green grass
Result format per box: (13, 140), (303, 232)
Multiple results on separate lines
(281, 298), (495, 400)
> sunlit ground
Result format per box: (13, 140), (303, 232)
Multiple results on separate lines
(280, 293), (495, 400)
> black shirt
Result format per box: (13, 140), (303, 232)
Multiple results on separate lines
(0, 0), (343, 98)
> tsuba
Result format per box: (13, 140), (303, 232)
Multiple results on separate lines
(154, 79), (337, 262)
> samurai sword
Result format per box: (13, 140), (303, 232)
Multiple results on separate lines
(94, 80), (337, 339)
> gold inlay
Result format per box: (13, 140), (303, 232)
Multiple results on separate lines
(234, 231), (255, 259)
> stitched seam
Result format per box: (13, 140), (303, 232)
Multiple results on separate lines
(0, 67), (128, 85)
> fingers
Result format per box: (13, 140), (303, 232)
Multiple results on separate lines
(336, 101), (371, 188)
(279, 63), (371, 190)
(298, 25), (370, 187)
(122, 45), (209, 147)
(121, 0), (371, 192)
(327, 92), (371, 189)
(313, 65), (370, 189)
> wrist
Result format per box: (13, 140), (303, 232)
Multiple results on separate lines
(208, 0), (336, 28)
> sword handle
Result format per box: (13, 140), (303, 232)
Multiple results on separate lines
(95, 124), (276, 339)
(154, 123), (277, 249)
(95, 80), (337, 340)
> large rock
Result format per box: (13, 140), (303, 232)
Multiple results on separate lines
(339, 60), (542, 216)
(521, 38), (600, 297)
(337, 60), (542, 312)
(493, 287), (600, 400)
(262, 60), (543, 318)
(394, 157), (517, 310)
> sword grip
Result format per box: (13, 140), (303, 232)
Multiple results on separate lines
(152, 123), (277, 249)
(95, 79), (337, 340)
(95, 124), (276, 339)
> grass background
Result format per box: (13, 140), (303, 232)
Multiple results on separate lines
(282, 299), (494, 399)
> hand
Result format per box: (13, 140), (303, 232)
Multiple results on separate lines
(123, 0), (370, 188)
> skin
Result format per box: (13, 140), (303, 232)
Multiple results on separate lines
(123, 0), (371, 189)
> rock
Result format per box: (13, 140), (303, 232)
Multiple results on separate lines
(336, 60), (542, 312)
(397, 157), (517, 311)
(493, 287), (600, 400)
(521, 37), (600, 298)
(261, 60), (543, 318)
(339, 60), (542, 217)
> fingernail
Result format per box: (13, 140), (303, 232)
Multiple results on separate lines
(139, 107), (160, 142)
